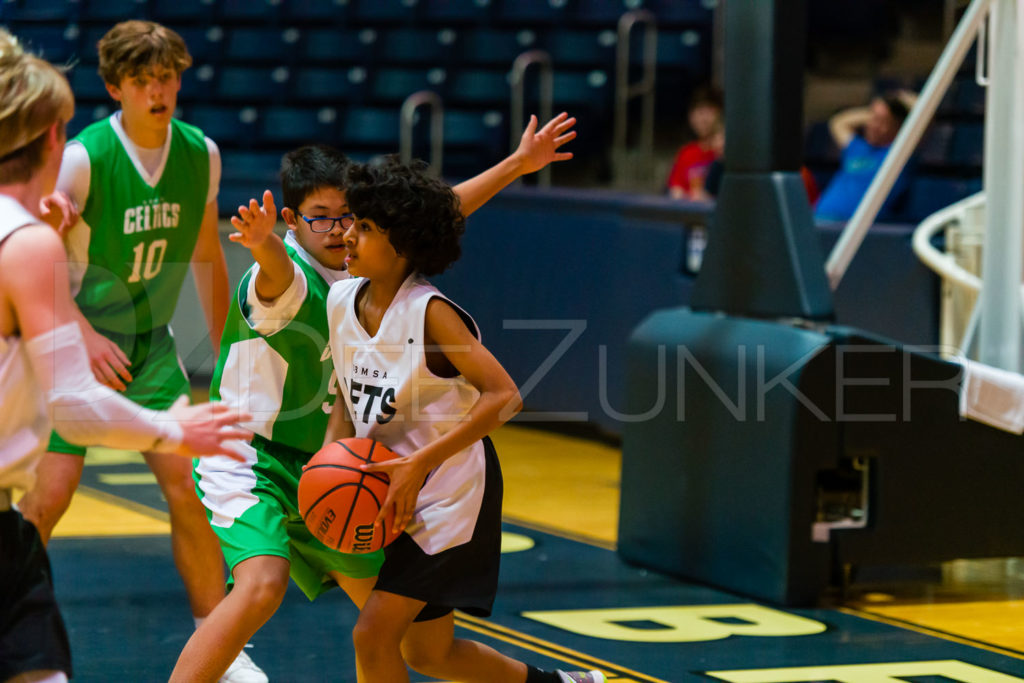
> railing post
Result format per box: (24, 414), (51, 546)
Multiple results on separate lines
(612, 9), (657, 189)
(400, 90), (444, 176)
(510, 49), (553, 187)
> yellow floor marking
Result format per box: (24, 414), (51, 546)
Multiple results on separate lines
(97, 472), (159, 485)
(49, 486), (170, 538)
(492, 424), (620, 547)
(455, 612), (668, 683)
(84, 447), (145, 465)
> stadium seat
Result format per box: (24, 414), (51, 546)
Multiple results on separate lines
(804, 121), (840, 165)
(949, 122), (984, 169)
(352, 0), (420, 23)
(443, 109), (504, 149)
(224, 27), (301, 64)
(650, 29), (708, 73)
(80, 0), (147, 21)
(259, 106), (340, 146)
(301, 28), (376, 64)
(10, 24), (79, 63)
(461, 28), (539, 66)
(447, 68), (510, 106)
(283, 0), (353, 23)
(1, 0), (78, 22)
(575, 0), (635, 25)
(378, 27), (458, 65)
(917, 122), (955, 170)
(292, 65), (370, 103)
(68, 63), (111, 101)
(339, 107), (401, 148)
(901, 175), (981, 223)
(180, 63), (218, 101)
(551, 70), (612, 109)
(173, 26), (224, 64)
(645, 0), (715, 26)
(150, 0), (217, 23)
(370, 67), (447, 103)
(543, 29), (616, 68)
(220, 0), (281, 22)
(497, 0), (572, 25)
(187, 105), (260, 145)
(216, 66), (290, 102)
(220, 149), (284, 184)
(953, 78), (986, 116)
(421, 0), (494, 24)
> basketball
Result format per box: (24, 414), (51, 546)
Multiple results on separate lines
(298, 438), (401, 554)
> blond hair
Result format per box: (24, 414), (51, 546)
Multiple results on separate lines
(0, 28), (74, 181)
(97, 20), (192, 86)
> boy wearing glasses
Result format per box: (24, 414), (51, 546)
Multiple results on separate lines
(176, 115), (575, 682)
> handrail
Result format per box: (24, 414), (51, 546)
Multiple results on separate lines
(400, 90), (444, 176)
(510, 49), (553, 187)
(612, 9), (657, 186)
(825, 0), (992, 289)
(912, 191), (985, 294)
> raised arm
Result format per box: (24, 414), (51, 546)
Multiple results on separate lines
(828, 105), (872, 151)
(228, 189), (295, 302)
(453, 112), (576, 216)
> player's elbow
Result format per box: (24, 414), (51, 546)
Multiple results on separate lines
(498, 387), (522, 422)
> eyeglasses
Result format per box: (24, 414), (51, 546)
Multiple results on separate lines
(301, 213), (355, 233)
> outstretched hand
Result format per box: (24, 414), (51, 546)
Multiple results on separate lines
(361, 455), (431, 536)
(513, 112), (577, 176)
(39, 191), (79, 238)
(229, 190), (278, 250)
(166, 396), (253, 461)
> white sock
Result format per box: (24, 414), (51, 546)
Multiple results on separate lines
(194, 616), (205, 630)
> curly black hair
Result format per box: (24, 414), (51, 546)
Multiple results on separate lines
(344, 156), (465, 276)
(280, 144), (350, 212)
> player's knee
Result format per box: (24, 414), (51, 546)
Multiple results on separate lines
(236, 572), (288, 614)
(401, 638), (449, 675)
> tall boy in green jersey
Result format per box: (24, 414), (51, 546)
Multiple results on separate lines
(16, 20), (267, 683)
(175, 113), (577, 682)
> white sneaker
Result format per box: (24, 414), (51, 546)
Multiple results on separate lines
(556, 671), (606, 683)
(219, 647), (268, 683)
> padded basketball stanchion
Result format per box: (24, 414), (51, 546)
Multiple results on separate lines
(618, 309), (836, 606)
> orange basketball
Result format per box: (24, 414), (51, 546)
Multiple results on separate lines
(298, 438), (401, 554)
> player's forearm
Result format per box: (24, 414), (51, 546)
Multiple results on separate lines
(829, 106), (871, 148)
(249, 232), (296, 302)
(453, 154), (528, 217)
(322, 390), (355, 447)
(192, 252), (230, 354)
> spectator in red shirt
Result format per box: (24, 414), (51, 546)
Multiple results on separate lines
(666, 85), (724, 201)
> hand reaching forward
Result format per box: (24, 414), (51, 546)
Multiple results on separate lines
(361, 454), (432, 537)
(39, 191), (79, 238)
(229, 190), (278, 250)
(165, 395), (253, 461)
(513, 112), (577, 176)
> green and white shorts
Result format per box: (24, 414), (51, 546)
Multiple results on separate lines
(194, 434), (384, 600)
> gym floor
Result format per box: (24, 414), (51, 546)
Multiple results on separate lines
(45, 425), (1024, 681)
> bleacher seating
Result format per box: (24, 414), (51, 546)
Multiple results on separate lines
(5, 0), (718, 211)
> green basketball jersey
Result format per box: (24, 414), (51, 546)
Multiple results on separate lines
(211, 244), (338, 455)
(74, 116), (210, 334)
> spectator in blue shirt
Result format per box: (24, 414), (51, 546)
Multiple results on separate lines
(814, 90), (917, 221)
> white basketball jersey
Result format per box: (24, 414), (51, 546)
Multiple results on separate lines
(0, 195), (50, 490)
(327, 274), (486, 555)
